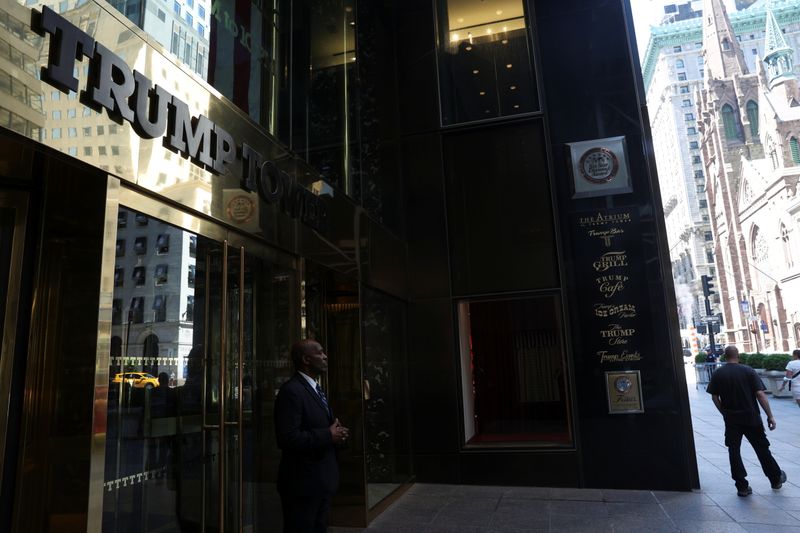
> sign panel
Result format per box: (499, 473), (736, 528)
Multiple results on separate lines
(566, 136), (633, 199)
(606, 370), (644, 414)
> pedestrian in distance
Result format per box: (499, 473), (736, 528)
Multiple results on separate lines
(707, 345), (786, 496)
(274, 339), (349, 533)
(779, 349), (800, 407)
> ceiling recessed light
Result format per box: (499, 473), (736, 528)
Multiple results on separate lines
(351, 57), (356, 61)
(479, 91), (486, 95)
(485, 110), (491, 114)
(486, 28), (492, 34)
(502, 39), (508, 44)
(457, 17), (464, 23)
(513, 104), (520, 109)
(451, 33), (460, 42)
(465, 45), (472, 51)
(506, 64), (513, 68)
(349, 21), (355, 26)
(503, 26), (507, 31)
(510, 85), (517, 90)
(473, 69), (479, 74)
(496, 9), (503, 15)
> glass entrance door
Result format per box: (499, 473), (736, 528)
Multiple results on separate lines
(102, 207), (296, 532)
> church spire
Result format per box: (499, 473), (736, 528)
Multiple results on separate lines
(702, 0), (748, 80)
(763, 1), (795, 88)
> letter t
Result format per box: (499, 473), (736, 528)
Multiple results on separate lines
(33, 6), (95, 93)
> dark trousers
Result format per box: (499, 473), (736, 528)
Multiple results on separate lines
(280, 492), (331, 533)
(725, 422), (782, 488)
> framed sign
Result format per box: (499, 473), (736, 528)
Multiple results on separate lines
(566, 136), (633, 199)
(605, 370), (644, 414)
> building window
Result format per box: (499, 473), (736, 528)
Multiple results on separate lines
(705, 231), (713, 242)
(687, 127), (697, 135)
(52, 128), (61, 139)
(197, 23), (204, 37)
(457, 295), (570, 446)
(188, 264), (195, 287)
(746, 100), (759, 138)
(52, 110), (61, 120)
(133, 266), (146, 287)
(155, 264), (168, 285)
(156, 233), (170, 254)
(692, 155), (702, 164)
(135, 213), (148, 226)
(157, 9), (165, 21)
(752, 48), (757, 55)
(173, 0), (180, 15)
(68, 147), (78, 156)
(721, 104), (741, 142)
(82, 126), (91, 137)
(782, 223), (793, 268)
(68, 127), (77, 137)
(189, 235), (197, 257)
(436, 0), (538, 125)
(679, 85), (690, 94)
(722, 38), (730, 51)
(697, 184), (705, 193)
(97, 125), (104, 135)
(699, 199), (707, 208)
(791, 137), (800, 164)
(690, 141), (699, 149)
(185, 12), (193, 26)
(114, 267), (123, 287)
(130, 297), (144, 323)
(676, 59), (685, 68)
(186, 295), (194, 322)
(67, 108), (76, 118)
(134, 237), (147, 255)
(99, 146), (107, 155)
(116, 239), (125, 257)
(118, 210), (127, 227)
(198, 5), (205, 18)
(83, 146), (92, 156)
(677, 72), (687, 81)
(111, 146), (120, 156)
(682, 99), (692, 107)
(112, 299), (122, 325)
(153, 295), (166, 322)
(82, 107), (91, 117)
(674, 45), (682, 52)
(694, 169), (704, 179)
(752, 226), (769, 263)
(685, 113), (694, 121)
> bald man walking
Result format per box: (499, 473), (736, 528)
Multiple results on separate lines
(274, 340), (349, 532)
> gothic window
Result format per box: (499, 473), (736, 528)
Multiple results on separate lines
(746, 100), (758, 138)
(676, 59), (685, 68)
(722, 38), (730, 51)
(782, 223), (793, 267)
(721, 104), (741, 142)
(790, 137), (800, 164)
(752, 227), (769, 263)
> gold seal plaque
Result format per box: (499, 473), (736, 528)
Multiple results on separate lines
(566, 136), (632, 199)
(605, 370), (644, 414)
(579, 147), (619, 184)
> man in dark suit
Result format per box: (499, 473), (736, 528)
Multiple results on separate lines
(275, 339), (349, 532)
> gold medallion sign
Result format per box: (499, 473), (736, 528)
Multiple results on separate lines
(605, 370), (644, 414)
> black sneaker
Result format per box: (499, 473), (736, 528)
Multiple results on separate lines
(737, 486), (753, 497)
(772, 470), (787, 490)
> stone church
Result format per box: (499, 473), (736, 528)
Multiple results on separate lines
(699, 0), (800, 352)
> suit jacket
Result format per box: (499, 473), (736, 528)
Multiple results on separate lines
(274, 373), (339, 496)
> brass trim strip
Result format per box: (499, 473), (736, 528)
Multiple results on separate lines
(238, 245), (244, 529)
(87, 177), (120, 533)
(220, 241), (228, 533)
(202, 251), (212, 532)
(0, 190), (28, 501)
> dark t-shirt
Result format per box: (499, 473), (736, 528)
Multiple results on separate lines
(706, 363), (765, 426)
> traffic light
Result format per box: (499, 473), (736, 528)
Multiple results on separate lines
(701, 275), (715, 297)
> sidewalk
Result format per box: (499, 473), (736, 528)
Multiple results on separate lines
(332, 364), (800, 532)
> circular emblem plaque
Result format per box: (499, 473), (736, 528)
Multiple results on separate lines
(614, 376), (632, 394)
(578, 147), (619, 184)
(226, 195), (255, 224)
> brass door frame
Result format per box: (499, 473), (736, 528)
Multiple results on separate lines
(0, 190), (29, 490)
(89, 183), (297, 532)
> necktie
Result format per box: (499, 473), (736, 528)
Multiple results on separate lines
(316, 383), (330, 413)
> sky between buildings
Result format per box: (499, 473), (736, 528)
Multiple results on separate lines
(630, 0), (739, 60)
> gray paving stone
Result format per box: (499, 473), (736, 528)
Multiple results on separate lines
(549, 487), (603, 501)
(653, 491), (718, 506)
(549, 499), (608, 517)
(606, 501), (669, 518)
(661, 501), (734, 522)
(673, 521), (746, 532)
(609, 517), (678, 532)
(721, 506), (800, 526)
(602, 489), (657, 503)
(550, 515), (613, 532)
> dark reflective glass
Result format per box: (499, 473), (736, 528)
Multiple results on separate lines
(444, 120), (558, 295)
(362, 287), (412, 508)
(436, 0), (538, 125)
